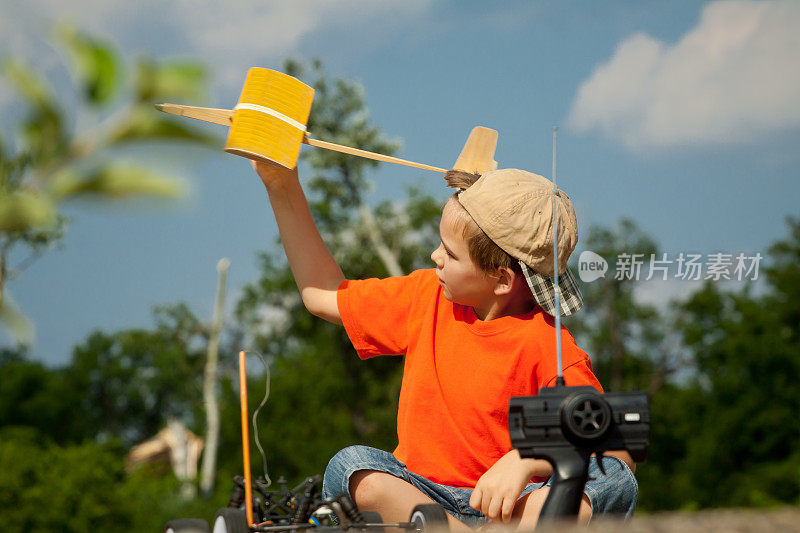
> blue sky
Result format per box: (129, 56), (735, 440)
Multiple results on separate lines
(2, 0), (799, 365)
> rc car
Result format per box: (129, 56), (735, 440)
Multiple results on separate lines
(164, 352), (450, 533)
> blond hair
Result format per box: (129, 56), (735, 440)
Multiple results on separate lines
(443, 170), (522, 277)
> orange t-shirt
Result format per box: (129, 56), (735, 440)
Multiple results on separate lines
(337, 268), (602, 488)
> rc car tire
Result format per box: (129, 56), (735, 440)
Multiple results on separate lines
(212, 508), (249, 533)
(357, 511), (384, 532)
(164, 518), (211, 533)
(410, 504), (448, 531)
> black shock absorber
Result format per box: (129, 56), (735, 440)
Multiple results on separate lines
(337, 494), (364, 523)
(229, 476), (247, 508)
(292, 477), (321, 524)
(292, 496), (311, 524)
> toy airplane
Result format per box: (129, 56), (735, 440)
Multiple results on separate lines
(155, 68), (498, 174)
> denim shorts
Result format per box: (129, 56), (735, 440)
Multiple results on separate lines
(322, 445), (638, 527)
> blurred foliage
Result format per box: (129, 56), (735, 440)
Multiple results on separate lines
(58, 26), (120, 105)
(0, 426), (225, 532)
(567, 219), (685, 394)
(0, 27), (218, 345)
(650, 218), (800, 509)
(584, 217), (800, 511)
(0, 304), (207, 447)
(64, 304), (209, 446)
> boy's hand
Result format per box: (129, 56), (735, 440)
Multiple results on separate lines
(251, 160), (298, 189)
(469, 450), (551, 523)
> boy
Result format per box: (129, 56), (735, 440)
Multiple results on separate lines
(252, 161), (638, 530)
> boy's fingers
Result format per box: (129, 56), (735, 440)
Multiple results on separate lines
(251, 160), (298, 187)
(501, 497), (515, 523)
(486, 496), (502, 520)
(469, 488), (482, 510)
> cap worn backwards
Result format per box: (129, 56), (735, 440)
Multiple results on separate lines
(457, 168), (583, 317)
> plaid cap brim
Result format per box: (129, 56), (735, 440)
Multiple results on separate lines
(519, 261), (584, 317)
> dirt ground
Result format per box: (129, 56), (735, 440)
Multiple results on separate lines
(533, 507), (800, 533)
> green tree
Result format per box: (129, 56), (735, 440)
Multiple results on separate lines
(0, 304), (209, 446)
(0, 349), (81, 443)
(0, 426), (221, 532)
(64, 304), (209, 446)
(0, 427), (128, 532)
(631, 217), (800, 511)
(567, 219), (685, 394)
(0, 27), (217, 344)
(668, 217), (800, 508)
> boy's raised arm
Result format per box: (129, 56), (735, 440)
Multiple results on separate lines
(253, 160), (344, 325)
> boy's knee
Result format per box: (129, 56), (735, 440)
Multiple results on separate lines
(349, 470), (389, 510)
(322, 445), (379, 500)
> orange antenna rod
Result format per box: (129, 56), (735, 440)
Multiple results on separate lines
(239, 350), (254, 527)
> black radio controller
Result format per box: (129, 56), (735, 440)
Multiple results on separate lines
(509, 384), (650, 521)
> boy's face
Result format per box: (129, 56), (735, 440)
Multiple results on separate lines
(430, 198), (497, 308)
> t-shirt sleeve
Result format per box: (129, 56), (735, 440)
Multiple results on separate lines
(538, 327), (604, 393)
(337, 269), (433, 359)
(545, 359), (604, 392)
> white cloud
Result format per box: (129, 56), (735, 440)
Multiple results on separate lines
(567, 0), (800, 149)
(0, 0), (434, 99)
(177, 0), (434, 88)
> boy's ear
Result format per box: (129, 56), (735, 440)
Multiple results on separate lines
(493, 266), (516, 296)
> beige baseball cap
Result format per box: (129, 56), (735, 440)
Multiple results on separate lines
(457, 168), (583, 316)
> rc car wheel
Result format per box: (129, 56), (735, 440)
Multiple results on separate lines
(357, 511), (384, 532)
(212, 508), (249, 533)
(410, 504), (448, 531)
(360, 511), (383, 522)
(164, 518), (210, 533)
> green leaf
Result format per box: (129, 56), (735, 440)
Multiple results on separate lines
(2, 59), (53, 108)
(57, 25), (119, 105)
(135, 58), (206, 103)
(2, 60), (68, 164)
(0, 191), (57, 233)
(50, 164), (186, 200)
(0, 291), (35, 346)
(1, 150), (34, 194)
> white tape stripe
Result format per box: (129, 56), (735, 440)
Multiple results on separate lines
(234, 103), (307, 131)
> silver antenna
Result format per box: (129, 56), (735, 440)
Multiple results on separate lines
(552, 127), (564, 385)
